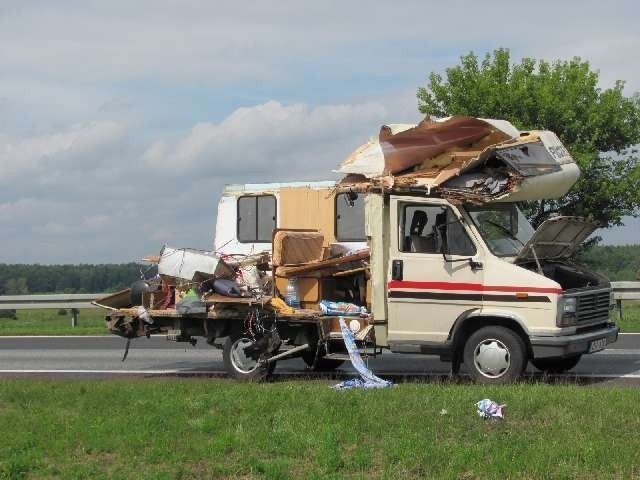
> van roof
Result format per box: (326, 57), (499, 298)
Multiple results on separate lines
(223, 180), (336, 194)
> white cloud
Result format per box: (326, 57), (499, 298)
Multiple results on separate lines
(0, 97), (402, 262)
(0, 122), (126, 185)
(143, 100), (388, 178)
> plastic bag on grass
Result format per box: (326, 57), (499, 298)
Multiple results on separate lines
(476, 398), (506, 419)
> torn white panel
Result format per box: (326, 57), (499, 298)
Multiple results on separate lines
(493, 163), (580, 202)
(336, 138), (385, 178)
(536, 130), (574, 165)
(158, 246), (232, 280)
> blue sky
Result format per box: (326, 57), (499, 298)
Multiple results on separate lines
(0, 0), (639, 263)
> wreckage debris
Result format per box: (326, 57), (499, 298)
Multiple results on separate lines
(333, 318), (391, 390)
(336, 115), (579, 204)
(476, 399), (506, 419)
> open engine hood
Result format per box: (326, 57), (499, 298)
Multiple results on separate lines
(515, 216), (598, 262)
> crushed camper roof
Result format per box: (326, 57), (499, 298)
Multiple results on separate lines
(336, 116), (579, 203)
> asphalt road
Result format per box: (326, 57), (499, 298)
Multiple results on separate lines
(1, 334), (640, 384)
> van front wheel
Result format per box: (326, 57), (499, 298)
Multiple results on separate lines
(463, 326), (527, 384)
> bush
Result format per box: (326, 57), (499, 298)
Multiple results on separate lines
(0, 309), (17, 319)
(57, 309), (68, 316)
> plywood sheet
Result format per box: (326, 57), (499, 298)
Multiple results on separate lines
(279, 187), (335, 245)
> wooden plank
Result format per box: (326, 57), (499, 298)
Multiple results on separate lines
(332, 267), (367, 277)
(202, 294), (268, 304)
(275, 250), (369, 277)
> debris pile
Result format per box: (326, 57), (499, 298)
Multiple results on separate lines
(336, 116), (579, 204)
(153, 246), (272, 310)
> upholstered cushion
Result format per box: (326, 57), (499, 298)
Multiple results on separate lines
(272, 230), (324, 266)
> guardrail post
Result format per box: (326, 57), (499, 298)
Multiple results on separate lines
(616, 299), (623, 322)
(71, 308), (79, 328)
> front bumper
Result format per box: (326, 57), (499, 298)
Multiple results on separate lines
(530, 324), (619, 359)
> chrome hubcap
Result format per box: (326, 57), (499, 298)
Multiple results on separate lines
(230, 337), (259, 374)
(473, 338), (510, 378)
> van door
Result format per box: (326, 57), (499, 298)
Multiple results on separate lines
(386, 196), (484, 346)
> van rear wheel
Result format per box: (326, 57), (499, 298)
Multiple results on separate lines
(463, 326), (527, 384)
(223, 333), (275, 381)
(531, 355), (581, 374)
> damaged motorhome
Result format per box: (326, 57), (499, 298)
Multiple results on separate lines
(95, 116), (618, 383)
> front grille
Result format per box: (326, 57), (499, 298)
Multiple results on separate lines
(576, 290), (610, 323)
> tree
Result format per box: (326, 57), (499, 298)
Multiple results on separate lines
(4, 277), (29, 295)
(417, 48), (640, 234)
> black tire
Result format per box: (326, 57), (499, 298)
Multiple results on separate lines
(531, 355), (582, 374)
(463, 326), (527, 384)
(222, 333), (275, 381)
(301, 350), (345, 371)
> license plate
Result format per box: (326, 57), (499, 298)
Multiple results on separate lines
(588, 337), (607, 353)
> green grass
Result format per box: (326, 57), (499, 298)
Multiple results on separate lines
(616, 301), (640, 333)
(0, 379), (639, 479)
(0, 309), (107, 336)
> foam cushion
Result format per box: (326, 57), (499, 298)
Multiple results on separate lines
(272, 230), (324, 266)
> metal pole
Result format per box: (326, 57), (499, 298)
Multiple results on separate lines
(71, 308), (79, 328)
(617, 299), (623, 322)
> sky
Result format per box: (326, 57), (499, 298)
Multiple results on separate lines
(1, 0), (639, 264)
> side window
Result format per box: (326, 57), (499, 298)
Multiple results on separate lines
(399, 203), (475, 256)
(237, 195), (276, 242)
(444, 208), (476, 256)
(335, 192), (366, 241)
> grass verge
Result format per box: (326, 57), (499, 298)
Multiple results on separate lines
(0, 309), (106, 336)
(616, 301), (640, 333)
(0, 379), (639, 479)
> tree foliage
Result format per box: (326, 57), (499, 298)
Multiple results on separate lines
(577, 245), (640, 281)
(417, 48), (640, 232)
(0, 263), (152, 294)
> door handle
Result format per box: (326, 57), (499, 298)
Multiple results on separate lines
(392, 259), (403, 281)
(470, 259), (483, 271)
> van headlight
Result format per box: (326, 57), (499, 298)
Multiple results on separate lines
(557, 297), (577, 327)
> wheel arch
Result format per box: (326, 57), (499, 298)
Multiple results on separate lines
(450, 311), (532, 361)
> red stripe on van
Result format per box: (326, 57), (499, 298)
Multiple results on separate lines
(387, 280), (562, 295)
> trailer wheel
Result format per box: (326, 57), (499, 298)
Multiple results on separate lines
(301, 351), (345, 371)
(463, 326), (526, 384)
(223, 333), (275, 381)
(531, 355), (582, 374)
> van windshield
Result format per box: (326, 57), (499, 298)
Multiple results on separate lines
(465, 204), (535, 257)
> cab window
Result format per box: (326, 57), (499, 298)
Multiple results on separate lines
(399, 203), (475, 256)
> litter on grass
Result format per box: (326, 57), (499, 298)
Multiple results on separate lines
(333, 318), (392, 390)
(476, 398), (506, 419)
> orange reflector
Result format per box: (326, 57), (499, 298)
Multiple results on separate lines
(515, 292), (529, 299)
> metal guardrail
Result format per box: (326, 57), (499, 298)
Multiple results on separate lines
(0, 283), (639, 327)
(0, 293), (107, 327)
(611, 282), (640, 321)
